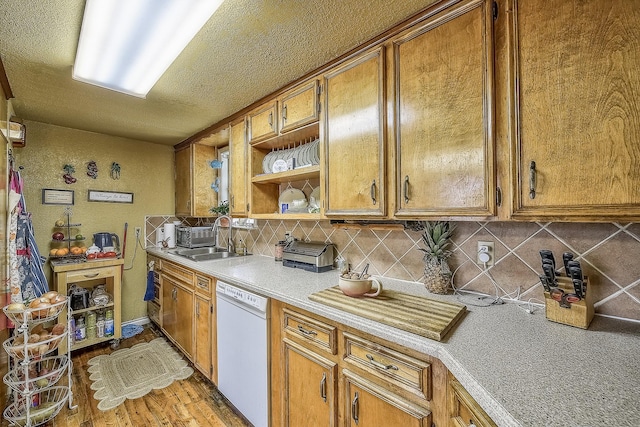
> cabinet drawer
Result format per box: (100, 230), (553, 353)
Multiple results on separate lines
(162, 261), (194, 285)
(66, 265), (119, 283)
(195, 274), (213, 295)
(343, 331), (432, 401)
(450, 380), (496, 427)
(282, 308), (337, 355)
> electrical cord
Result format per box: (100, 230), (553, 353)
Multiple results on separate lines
(123, 232), (143, 271)
(450, 249), (525, 307)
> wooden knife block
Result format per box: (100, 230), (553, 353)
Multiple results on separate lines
(544, 276), (594, 329)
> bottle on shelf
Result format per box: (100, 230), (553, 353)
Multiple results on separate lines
(96, 310), (105, 338)
(105, 309), (114, 337)
(75, 315), (86, 341)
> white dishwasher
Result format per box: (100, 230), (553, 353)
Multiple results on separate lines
(216, 281), (269, 427)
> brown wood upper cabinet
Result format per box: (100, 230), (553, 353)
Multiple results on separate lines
(248, 80), (320, 144)
(175, 144), (218, 217)
(248, 100), (279, 144)
(229, 118), (249, 216)
(392, 0), (496, 219)
(323, 47), (387, 217)
(279, 79), (320, 134)
(509, 0), (640, 221)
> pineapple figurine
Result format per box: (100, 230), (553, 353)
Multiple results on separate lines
(419, 221), (455, 294)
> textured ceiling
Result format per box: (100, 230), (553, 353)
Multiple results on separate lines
(0, 0), (437, 146)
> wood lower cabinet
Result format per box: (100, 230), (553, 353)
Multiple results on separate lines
(194, 293), (212, 378)
(271, 301), (444, 427)
(509, 0), (640, 220)
(323, 46), (386, 217)
(175, 143), (218, 217)
(283, 339), (338, 426)
(344, 370), (431, 427)
(392, 0), (495, 218)
(449, 378), (497, 427)
(194, 273), (216, 382)
(161, 262), (194, 358)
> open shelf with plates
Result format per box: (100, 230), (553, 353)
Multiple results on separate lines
(249, 122), (323, 219)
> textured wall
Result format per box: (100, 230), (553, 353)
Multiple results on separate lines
(14, 121), (175, 322)
(146, 217), (640, 323)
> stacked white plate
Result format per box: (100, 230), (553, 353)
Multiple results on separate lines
(262, 139), (320, 174)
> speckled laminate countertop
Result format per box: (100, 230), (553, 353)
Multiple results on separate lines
(147, 249), (640, 427)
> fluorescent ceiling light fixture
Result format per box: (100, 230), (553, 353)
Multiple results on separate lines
(73, 0), (223, 98)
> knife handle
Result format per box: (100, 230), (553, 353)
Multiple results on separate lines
(539, 275), (551, 292)
(562, 252), (574, 276)
(571, 278), (583, 299)
(568, 264), (583, 285)
(542, 263), (557, 286)
(540, 250), (556, 273)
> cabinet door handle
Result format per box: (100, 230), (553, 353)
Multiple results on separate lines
(351, 391), (359, 425)
(83, 273), (99, 278)
(196, 304), (200, 317)
(404, 175), (410, 204)
(282, 105), (287, 122)
(231, 195), (235, 208)
(529, 160), (537, 199)
(268, 112), (273, 129)
(468, 420), (478, 427)
(297, 325), (317, 338)
(320, 372), (327, 402)
(366, 353), (398, 371)
(186, 200), (191, 211)
(370, 180), (377, 205)
(172, 288), (177, 301)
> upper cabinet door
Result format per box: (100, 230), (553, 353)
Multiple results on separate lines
(175, 146), (192, 217)
(323, 47), (386, 217)
(393, 0), (496, 218)
(229, 119), (249, 216)
(248, 100), (278, 144)
(511, 0), (640, 220)
(280, 80), (320, 134)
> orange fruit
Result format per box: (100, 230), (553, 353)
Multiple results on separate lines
(49, 248), (58, 256)
(56, 248), (69, 256)
(70, 247), (82, 255)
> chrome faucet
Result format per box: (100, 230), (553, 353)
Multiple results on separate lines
(212, 215), (235, 253)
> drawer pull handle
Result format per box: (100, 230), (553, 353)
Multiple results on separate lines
(529, 160), (537, 199)
(404, 175), (410, 204)
(366, 354), (398, 371)
(351, 391), (359, 425)
(320, 372), (327, 402)
(297, 325), (317, 338)
(370, 180), (377, 205)
(83, 273), (99, 278)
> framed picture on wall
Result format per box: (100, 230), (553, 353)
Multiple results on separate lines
(42, 188), (74, 205)
(88, 190), (134, 203)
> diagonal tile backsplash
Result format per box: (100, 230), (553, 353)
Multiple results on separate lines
(145, 216), (640, 322)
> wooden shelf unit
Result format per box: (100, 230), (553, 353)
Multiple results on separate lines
(51, 258), (123, 353)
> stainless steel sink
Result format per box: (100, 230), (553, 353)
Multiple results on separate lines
(172, 247), (229, 256)
(169, 247), (250, 261)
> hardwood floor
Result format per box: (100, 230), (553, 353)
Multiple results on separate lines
(2, 326), (250, 427)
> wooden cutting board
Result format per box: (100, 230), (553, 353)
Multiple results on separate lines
(308, 287), (467, 341)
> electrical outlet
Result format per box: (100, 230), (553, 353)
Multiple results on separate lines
(477, 241), (495, 266)
(135, 227), (141, 237)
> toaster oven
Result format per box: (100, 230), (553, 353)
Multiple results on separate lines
(176, 226), (216, 248)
